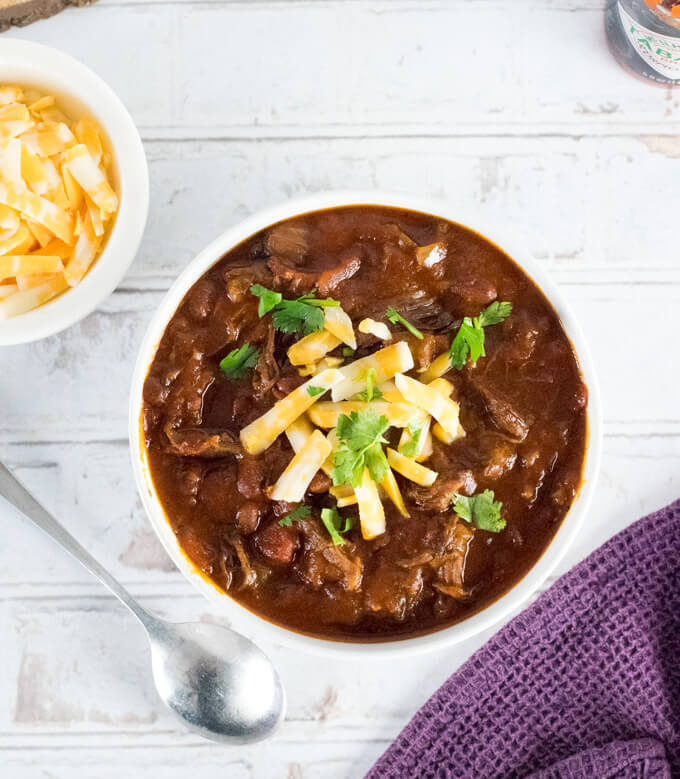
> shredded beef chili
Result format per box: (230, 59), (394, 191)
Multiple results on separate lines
(142, 206), (587, 641)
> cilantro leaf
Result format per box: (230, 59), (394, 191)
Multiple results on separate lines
(278, 504), (311, 527)
(385, 306), (424, 340)
(249, 285), (338, 335)
(333, 409), (390, 487)
(250, 284), (282, 317)
(219, 344), (259, 379)
(320, 507), (354, 545)
(449, 317), (485, 369)
(449, 301), (512, 370)
(364, 443), (389, 484)
(400, 423), (422, 458)
(272, 299), (325, 335)
(297, 292), (340, 308)
(356, 367), (383, 402)
(477, 301), (513, 327)
(307, 385), (326, 397)
(452, 490), (506, 533)
(342, 347), (355, 358)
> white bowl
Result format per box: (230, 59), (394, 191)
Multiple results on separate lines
(0, 40), (149, 346)
(129, 191), (603, 659)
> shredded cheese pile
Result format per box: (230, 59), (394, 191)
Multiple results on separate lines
(0, 85), (119, 319)
(239, 305), (464, 541)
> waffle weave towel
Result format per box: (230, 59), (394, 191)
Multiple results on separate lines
(367, 500), (680, 778)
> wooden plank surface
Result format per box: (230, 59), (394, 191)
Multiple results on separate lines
(3, 0), (680, 776)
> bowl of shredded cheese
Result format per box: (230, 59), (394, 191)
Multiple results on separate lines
(0, 39), (148, 345)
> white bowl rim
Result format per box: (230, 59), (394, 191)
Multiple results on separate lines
(0, 39), (149, 346)
(129, 190), (603, 659)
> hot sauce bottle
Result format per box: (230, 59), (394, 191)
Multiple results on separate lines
(605, 0), (680, 85)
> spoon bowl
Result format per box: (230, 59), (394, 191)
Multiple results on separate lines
(148, 618), (285, 744)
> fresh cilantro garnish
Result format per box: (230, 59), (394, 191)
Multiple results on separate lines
(299, 293), (340, 309)
(272, 299), (325, 335)
(249, 286), (340, 336)
(449, 301), (512, 370)
(452, 490), (506, 533)
(477, 301), (513, 327)
(356, 368), (383, 402)
(219, 344), (259, 379)
(386, 306), (424, 340)
(250, 284), (282, 317)
(332, 409), (390, 488)
(342, 347), (355, 358)
(400, 422), (423, 458)
(307, 385), (326, 397)
(320, 507), (354, 546)
(278, 504), (311, 527)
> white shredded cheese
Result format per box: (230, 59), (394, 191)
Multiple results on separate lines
(358, 318), (392, 341)
(386, 447), (438, 487)
(323, 305), (357, 349)
(271, 429), (332, 502)
(355, 468), (386, 539)
(331, 341), (414, 401)
(394, 373), (461, 439)
(240, 368), (342, 455)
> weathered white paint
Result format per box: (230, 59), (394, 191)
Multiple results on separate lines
(1, 0), (679, 776)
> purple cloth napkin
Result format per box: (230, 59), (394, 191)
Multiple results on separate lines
(368, 499), (680, 779)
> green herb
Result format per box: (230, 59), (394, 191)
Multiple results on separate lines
(356, 367), (383, 402)
(477, 301), (513, 327)
(320, 507), (354, 546)
(386, 306), (424, 340)
(332, 409), (390, 488)
(250, 284), (340, 335)
(278, 504), (311, 527)
(307, 385), (326, 397)
(219, 343), (259, 379)
(400, 422), (423, 458)
(449, 301), (512, 370)
(299, 293), (340, 309)
(342, 347), (355, 358)
(249, 285), (340, 335)
(272, 299), (324, 335)
(452, 490), (506, 533)
(250, 284), (282, 317)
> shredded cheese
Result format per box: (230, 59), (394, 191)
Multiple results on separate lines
(323, 305), (357, 349)
(284, 414), (315, 453)
(386, 447), (438, 487)
(398, 414), (432, 459)
(240, 368), (342, 455)
(288, 329), (342, 366)
(358, 317), (392, 341)
(308, 400), (426, 430)
(331, 341), (414, 401)
(419, 351), (451, 383)
(0, 275), (68, 320)
(416, 430), (434, 462)
(355, 467), (386, 539)
(377, 379), (405, 404)
(270, 429), (332, 502)
(427, 377), (465, 443)
(380, 467), (409, 517)
(394, 373), (461, 439)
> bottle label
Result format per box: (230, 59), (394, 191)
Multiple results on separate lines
(619, 3), (680, 79)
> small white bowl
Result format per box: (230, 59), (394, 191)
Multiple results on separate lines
(0, 40), (149, 346)
(129, 191), (603, 659)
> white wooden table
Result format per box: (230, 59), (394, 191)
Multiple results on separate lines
(2, 1), (680, 776)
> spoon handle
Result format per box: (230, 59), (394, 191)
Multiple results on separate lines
(0, 461), (151, 626)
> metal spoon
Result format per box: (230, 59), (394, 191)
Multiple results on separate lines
(0, 462), (285, 744)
